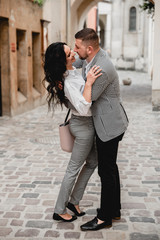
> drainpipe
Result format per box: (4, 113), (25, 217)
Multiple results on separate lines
(96, 6), (99, 33)
(121, 0), (125, 58)
(66, 0), (70, 44)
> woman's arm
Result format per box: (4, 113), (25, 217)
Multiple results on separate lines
(64, 66), (102, 115)
(64, 81), (91, 115)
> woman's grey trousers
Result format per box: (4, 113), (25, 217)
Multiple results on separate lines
(54, 114), (97, 214)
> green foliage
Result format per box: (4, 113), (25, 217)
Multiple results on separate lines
(139, 0), (155, 17)
(33, 0), (44, 6)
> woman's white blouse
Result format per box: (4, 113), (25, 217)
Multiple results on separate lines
(64, 68), (92, 116)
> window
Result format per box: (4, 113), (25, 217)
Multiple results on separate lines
(16, 29), (27, 98)
(129, 7), (136, 31)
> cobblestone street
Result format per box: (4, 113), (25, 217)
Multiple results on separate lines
(0, 70), (160, 240)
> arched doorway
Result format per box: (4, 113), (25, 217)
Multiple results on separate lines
(98, 19), (105, 49)
(69, 0), (112, 47)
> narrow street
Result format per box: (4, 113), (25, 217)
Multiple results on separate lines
(0, 70), (160, 240)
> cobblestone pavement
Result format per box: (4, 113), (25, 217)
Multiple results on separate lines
(0, 70), (160, 240)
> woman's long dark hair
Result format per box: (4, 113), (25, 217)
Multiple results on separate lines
(43, 42), (67, 110)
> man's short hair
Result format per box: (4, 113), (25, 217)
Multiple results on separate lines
(75, 28), (99, 49)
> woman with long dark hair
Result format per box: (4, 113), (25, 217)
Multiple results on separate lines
(43, 42), (102, 222)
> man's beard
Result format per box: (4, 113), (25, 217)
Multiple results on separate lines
(79, 53), (88, 60)
(79, 57), (86, 60)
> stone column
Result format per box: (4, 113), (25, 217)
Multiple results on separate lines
(61, 0), (67, 42)
(152, 0), (160, 111)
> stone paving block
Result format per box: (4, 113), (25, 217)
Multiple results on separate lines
(122, 203), (146, 209)
(133, 210), (151, 217)
(105, 232), (127, 240)
(45, 213), (53, 220)
(45, 207), (54, 213)
(153, 189), (160, 192)
(64, 232), (81, 239)
(25, 206), (43, 213)
(13, 153), (29, 159)
(5, 198), (24, 205)
(12, 205), (26, 211)
(154, 210), (160, 216)
(26, 220), (53, 229)
(80, 200), (94, 207)
(144, 197), (157, 202)
(10, 219), (23, 226)
(130, 217), (155, 223)
(113, 224), (128, 231)
(81, 195), (99, 201)
(22, 193), (39, 198)
(25, 199), (40, 205)
(56, 222), (74, 230)
(86, 209), (97, 215)
(32, 181), (52, 184)
(0, 227), (12, 237)
(8, 193), (21, 198)
(19, 184), (36, 188)
(42, 200), (55, 206)
(44, 230), (60, 237)
(87, 191), (100, 195)
(3, 212), (21, 218)
(132, 223), (157, 234)
(142, 181), (160, 184)
(84, 231), (103, 239)
(155, 167), (160, 172)
(2, 187), (15, 192)
(15, 229), (40, 237)
(130, 232), (159, 240)
(128, 192), (148, 197)
(0, 219), (8, 226)
(24, 213), (43, 219)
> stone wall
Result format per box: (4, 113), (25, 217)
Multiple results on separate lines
(110, 0), (151, 72)
(0, 0), (46, 116)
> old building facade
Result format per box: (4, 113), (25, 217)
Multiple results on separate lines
(97, 1), (152, 73)
(0, 0), (47, 116)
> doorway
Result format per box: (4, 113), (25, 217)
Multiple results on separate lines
(0, 17), (10, 116)
(0, 64), (2, 116)
(32, 32), (41, 93)
(16, 29), (27, 98)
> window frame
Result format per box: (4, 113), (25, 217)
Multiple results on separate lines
(129, 6), (137, 32)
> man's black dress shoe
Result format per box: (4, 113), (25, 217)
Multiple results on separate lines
(53, 213), (77, 222)
(80, 217), (112, 231)
(97, 208), (121, 220)
(67, 202), (85, 217)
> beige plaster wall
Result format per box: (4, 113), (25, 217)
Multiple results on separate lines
(0, 0), (45, 116)
(152, 0), (160, 110)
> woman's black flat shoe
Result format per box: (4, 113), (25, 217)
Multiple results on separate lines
(53, 213), (77, 222)
(67, 202), (85, 217)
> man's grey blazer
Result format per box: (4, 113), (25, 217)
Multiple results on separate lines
(73, 49), (129, 142)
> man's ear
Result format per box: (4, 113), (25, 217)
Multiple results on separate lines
(87, 46), (93, 55)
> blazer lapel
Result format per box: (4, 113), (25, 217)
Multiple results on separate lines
(82, 49), (103, 81)
(82, 61), (87, 81)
